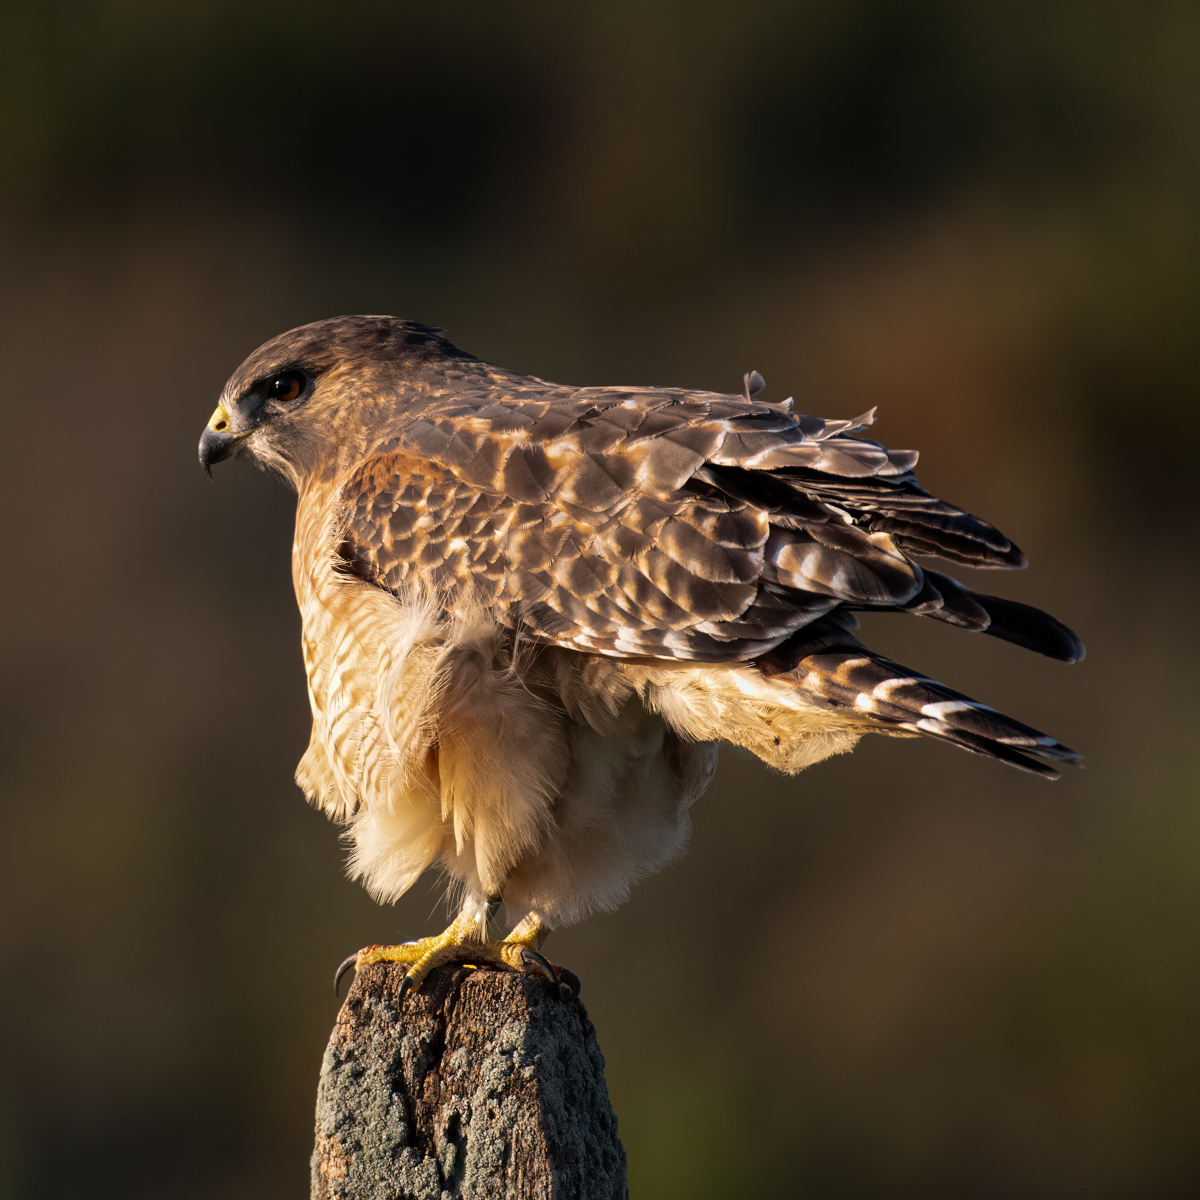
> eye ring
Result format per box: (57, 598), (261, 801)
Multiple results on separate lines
(268, 371), (306, 404)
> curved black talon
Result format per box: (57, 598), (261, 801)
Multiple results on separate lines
(398, 972), (413, 999)
(519, 947), (560, 985)
(333, 952), (359, 997)
(558, 968), (582, 998)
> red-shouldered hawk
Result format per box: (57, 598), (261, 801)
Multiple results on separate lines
(199, 317), (1082, 996)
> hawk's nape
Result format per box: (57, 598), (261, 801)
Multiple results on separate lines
(201, 315), (1083, 993)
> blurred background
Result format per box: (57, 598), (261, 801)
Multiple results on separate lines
(1, 2), (1198, 1196)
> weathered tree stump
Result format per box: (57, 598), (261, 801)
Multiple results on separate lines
(312, 962), (627, 1199)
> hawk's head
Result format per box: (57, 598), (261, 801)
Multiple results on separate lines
(199, 315), (478, 487)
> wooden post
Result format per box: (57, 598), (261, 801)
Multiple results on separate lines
(312, 962), (628, 1199)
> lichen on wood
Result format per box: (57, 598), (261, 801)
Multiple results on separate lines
(312, 961), (627, 1200)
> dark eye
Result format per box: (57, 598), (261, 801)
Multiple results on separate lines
(268, 371), (306, 403)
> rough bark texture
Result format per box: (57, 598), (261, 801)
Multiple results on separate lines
(312, 963), (627, 1200)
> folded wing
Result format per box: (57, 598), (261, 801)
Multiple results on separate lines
(338, 380), (1080, 667)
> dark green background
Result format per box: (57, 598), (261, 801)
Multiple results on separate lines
(2, 2), (1198, 1196)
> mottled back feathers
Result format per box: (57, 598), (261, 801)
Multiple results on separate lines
(335, 378), (1071, 668)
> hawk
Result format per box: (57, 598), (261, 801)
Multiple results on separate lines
(199, 316), (1082, 995)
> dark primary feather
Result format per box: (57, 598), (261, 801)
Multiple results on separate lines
(332, 356), (1081, 775)
(899, 569), (1085, 663)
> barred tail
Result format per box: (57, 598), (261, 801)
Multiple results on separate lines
(760, 628), (1081, 779)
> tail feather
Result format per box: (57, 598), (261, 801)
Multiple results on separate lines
(759, 628), (1081, 778)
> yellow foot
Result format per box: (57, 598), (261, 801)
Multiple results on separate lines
(333, 913), (578, 999)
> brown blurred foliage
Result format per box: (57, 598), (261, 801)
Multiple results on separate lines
(1, 2), (1198, 1197)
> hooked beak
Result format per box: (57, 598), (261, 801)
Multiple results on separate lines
(198, 402), (249, 477)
